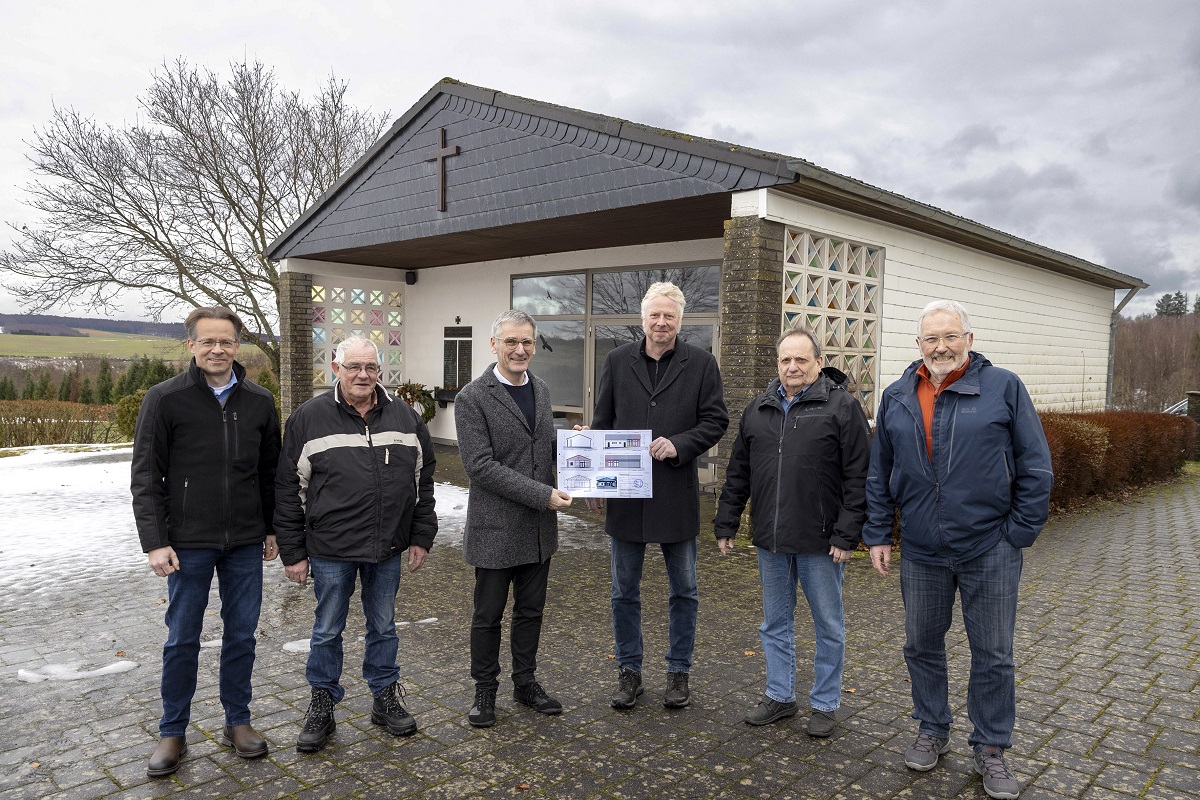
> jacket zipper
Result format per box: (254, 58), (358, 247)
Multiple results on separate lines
(222, 408), (231, 545)
(771, 400), (790, 554)
(366, 421), (383, 561)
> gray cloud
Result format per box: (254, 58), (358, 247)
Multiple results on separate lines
(1168, 161), (1200, 210)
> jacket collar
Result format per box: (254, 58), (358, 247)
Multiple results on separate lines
(479, 363), (547, 432)
(759, 367), (847, 409)
(333, 380), (391, 415)
(188, 358), (246, 392)
(630, 337), (690, 397)
(894, 351), (991, 399)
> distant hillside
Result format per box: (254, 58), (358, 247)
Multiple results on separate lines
(0, 313), (183, 338)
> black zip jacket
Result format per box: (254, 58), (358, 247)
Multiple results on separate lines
(714, 368), (871, 553)
(131, 360), (280, 552)
(275, 383), (437, 565)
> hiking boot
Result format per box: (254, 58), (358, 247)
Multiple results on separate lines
(468, 686), (497, 728)
(663, 671), (690, 708)
(221, 724), (268, 758)
(974, 746), (1020, 799)
(744, 696), (798, 726)
(371, 681), (417, 736)
(297, 687), (335, 753)
(513, 681), (562, 715)
(807, 709), (836, 737)
(904, 731), (950, 771)
(610, 666), (643, 709)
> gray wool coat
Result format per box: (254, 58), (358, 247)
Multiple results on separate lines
(592, 338), (729, 543)
(454, 364), (558, 569)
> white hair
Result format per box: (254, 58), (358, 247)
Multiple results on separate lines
(640, 282), (686, 316)
(917, 300), (971, 333)
(491, 309), (538, 338)
(332, 335), (382, 365)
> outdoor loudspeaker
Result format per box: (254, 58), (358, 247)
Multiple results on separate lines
(405, 271), (417, 285)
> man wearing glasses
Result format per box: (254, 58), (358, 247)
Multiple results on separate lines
(276, 335), (437, 753)
(453, 310), (573, 727)
(864, 300), (1052, 800)
(132, 307), (280, 777)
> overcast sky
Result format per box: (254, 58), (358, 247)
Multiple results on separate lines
(2, 0), (1197, 320)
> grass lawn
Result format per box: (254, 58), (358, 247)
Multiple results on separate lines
(0, 330), (189, 360)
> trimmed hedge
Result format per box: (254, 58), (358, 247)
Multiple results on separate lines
(1041, 411), (1196, 508)
(0, 400), (121, 447)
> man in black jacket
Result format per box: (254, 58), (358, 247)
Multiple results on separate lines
(714, 325), (870, 736)
(131, 307), (281, 778)
(591, 281), (728, 710)
(276, 335), (437, 753)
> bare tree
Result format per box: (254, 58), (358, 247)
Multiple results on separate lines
(0, 60), (389, 374)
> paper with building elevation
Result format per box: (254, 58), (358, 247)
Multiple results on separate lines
(557, 429), (653, 498)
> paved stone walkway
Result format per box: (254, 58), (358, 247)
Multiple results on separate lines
(1, 449), (1197, 799)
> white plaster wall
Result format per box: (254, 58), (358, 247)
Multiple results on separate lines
(735, 190), (1115, 412)
(287, 241), (723, 443)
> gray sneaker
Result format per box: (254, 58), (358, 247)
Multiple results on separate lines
(904, 732), (950, 771)
(974, 746), (1019, 799)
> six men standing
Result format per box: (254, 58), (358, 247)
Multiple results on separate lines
(132, 295), (1051, 799)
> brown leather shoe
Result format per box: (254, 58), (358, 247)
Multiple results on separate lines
(221, 724), (268, 758)
(147, 736), (187, 777)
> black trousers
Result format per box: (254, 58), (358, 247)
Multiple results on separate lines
(471, 559), (552, 691)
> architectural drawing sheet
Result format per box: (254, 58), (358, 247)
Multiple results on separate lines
(556, 429), (653, 498)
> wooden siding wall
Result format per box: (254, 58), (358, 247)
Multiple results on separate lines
(740, 190), (1114, 412)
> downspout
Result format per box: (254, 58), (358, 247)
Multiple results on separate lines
(1107, 287), (1141, 409)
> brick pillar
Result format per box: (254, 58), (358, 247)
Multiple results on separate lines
(279, 270), (313, 423)
(716, 216), (786, 483)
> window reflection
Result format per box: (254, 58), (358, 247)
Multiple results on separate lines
(530, 320), (585, 407)
(513, 274), (585, 315)
(591, 266), (719, 315)
(593, 324), (714, 395)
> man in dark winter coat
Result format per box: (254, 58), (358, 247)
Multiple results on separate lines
(276, 335), (437, 753)
(591, 281), (728, 710)
(454, 310), (573, 728)
(715, 325), (870, 737)
(131, 307), (280, 778)
(864, 300), (1052, 800)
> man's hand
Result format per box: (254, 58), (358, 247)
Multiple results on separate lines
(869, 544), (892, 576)
(717, 537), (735, 556)
(649, 436), (677, 461)
(263, 535), (279, 562)
(572, 424), (590, 431)
(408, 546), (428, 572)
(830, 546), (853, 564)
(148, 546), (180, 577)
(285, 559), (310, 585)
(586, 497), (605, 513)
(547, 489), (573, 510)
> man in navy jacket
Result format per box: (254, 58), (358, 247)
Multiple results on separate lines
(864, 300), (1052, 800)
(132, 307), (280, 778)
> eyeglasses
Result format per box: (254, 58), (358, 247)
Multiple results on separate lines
(499, 338), (536, 350)
(195, 338), (238, 349)
(339, 363), (380, 375)
(918, 333), (970, 347)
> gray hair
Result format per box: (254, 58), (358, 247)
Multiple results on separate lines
(640, 282), (686, 316)
(332, 335), (382, 365)
(917, 300), (971, 334)
(491, 309), (538, 338)
(777, 324), (822, 358)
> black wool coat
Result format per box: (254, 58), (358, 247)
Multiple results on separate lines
(592, 339), (728, 543)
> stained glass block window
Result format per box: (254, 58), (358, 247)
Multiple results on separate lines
(309, 278), (406, 391)
(783, 228), (884, 417)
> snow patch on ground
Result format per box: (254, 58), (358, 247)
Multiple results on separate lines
(17, 660), (139, 682)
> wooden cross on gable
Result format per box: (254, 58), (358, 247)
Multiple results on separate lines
(426, 127), (459, 212)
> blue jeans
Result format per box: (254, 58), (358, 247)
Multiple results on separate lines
(900, 539), (1023, 750)
(757, 549), (846, 712)
(307, 554), (404, 703)
(610, 537), (698, 674)
(160, 544), (263, 737)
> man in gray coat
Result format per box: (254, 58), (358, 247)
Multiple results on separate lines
(454, 309), (573, 728)
(591, 281), (729, 710)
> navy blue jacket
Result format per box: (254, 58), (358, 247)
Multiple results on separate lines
(863, 352), (1053, 564)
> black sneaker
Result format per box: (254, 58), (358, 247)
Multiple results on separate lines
(513, 681), (562, 715)
(744, 696), (798, 726)
(663, 671), (690, 708)
(610, 666), (643, 709)
(468, 686), (497, 728)
(371, 681), (417, 737)
(297, 687), (335, 753)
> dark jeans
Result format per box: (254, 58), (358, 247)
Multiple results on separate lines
(160, 544), (263, 737)
(471, 559), (552, 691)
(610, 537), (699, 674)
(307, 554), (404, 703)
(900, 538), (1023, 750)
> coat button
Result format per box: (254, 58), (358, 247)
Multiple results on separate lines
(651, 401), (657, 407)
